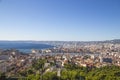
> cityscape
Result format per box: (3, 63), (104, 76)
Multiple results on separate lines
(0, 40), (120, 79)
(0, 0), (120, 80)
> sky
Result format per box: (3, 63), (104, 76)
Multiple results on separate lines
(0, 0), (120, 41)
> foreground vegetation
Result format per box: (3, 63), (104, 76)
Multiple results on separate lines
(1, 59), (120, 80)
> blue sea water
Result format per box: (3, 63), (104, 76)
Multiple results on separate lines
(0, 42), (54, 53)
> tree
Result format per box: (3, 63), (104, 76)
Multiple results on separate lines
(27, 74), (40, 80)
(0, 73), (6, 80)
(42, 72), (57, 80)
(32, 59), (46, 70)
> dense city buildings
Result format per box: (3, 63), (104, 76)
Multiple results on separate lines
(0, 40), (120, 79)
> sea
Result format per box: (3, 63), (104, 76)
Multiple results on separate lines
(0, 42), (54, 53)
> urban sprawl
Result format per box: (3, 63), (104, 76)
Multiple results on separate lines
(0, 40), (120, 79)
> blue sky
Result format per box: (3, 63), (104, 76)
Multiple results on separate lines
(0, 0), (120, 41)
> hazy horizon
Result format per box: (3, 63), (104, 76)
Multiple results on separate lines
(0, 39), (119, 42)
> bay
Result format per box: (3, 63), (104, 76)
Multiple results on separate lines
(0, 42), (54, 53)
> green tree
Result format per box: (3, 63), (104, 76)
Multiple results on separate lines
(42, 72), (57, 80)
(27, 74), (40, 80)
